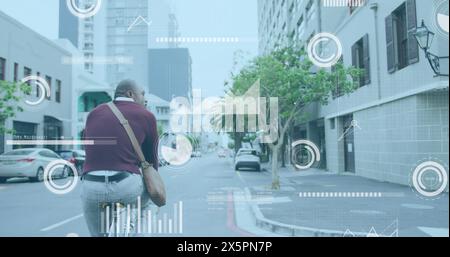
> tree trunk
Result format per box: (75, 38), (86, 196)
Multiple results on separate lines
(234, 132), (243, 154)
(271, 146), (280, 190)
(281, 138), (286, 168)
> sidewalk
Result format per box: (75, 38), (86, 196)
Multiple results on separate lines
(241, 164), (449, 237)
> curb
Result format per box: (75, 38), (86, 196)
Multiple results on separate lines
(243, 188), (368, 237)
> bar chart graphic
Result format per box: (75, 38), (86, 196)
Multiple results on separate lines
(100, 197), (183, 236)
(322, 0), (365, 7)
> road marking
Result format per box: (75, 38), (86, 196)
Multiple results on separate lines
(255, 196), (292, 205)
(232, 190), (283, 237)
(40, 214), (84, 232)
(418, 227), (449, 237)
(226, 191), (255, 237)
(236, 171), (245, 183)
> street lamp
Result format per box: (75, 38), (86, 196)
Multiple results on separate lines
(414, 20), (449, 77)
(414, 20), (435, 51)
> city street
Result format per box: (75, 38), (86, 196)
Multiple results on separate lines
(1, 0), (449, 242)
(1, 152), (448, 237)
(0, 153), (268, 237)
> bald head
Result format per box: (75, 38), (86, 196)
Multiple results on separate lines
(114, 79), (146, 106)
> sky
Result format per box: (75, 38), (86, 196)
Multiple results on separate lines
(0, 0), (258, 98)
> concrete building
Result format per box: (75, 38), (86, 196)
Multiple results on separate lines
(105, 0), (149, 88)
(146, 94), (171, 134)
(59, 0), (108, 78)
(0, 10), (73, 153)
(258, 0), (449, 186)
(148, 0), (180, 49)
(258, 0), (322, 55)
(59, 0), (79, 48)
(148, 48), (193, 102)
(54, 39), (113, 143)
(59, 0), (180, 88)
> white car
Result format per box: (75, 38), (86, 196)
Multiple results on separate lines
(234, 149), (261, 171)
(218, 150), (227, 158)
(0, 148), (68, 183)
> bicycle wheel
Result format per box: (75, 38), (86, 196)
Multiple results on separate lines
(108, 203), (138, 237)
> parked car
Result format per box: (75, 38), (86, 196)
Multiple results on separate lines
(0, 148), (69, 183)
(218, 150), (227, 158)
(56, 150), (85, 176)
(234, 148), (261, 171)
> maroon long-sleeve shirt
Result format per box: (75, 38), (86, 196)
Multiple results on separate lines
(83, 101), (159, 175)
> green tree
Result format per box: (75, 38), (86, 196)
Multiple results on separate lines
(226, 46), (361, 189)
(157, 122), (165, 136)
(227, 141), (235, 150)
(0, 80), (31, 134)
(186, 134), (201, 151)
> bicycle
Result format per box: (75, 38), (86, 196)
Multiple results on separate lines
(106, 201), (158, 237)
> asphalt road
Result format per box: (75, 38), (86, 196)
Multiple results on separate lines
(3, 153), (446, 237)
(0, 153), (260, 237)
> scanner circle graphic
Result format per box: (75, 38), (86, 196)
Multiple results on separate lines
(291, 140), (321, 170)
(307, 32), (343, 68)
(66, 0), (102, 19)
(411, 161), (448, 198)
(433, 0), (449, 37)
(21, 76), (51, 106)
(44, 160), (79, 195)
(159, 133), (193, 167)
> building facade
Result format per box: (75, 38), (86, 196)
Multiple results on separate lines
(148, 48), (193, 102)
(258, 0), (322, 55)
(146, 94), (171, 134)
(258, 0), (449, 186)
(54, 39), (113, 144)
(0, 10), (73, 153)
(59, 0), (108, 78)
(105, 0), (149, 88)
(59, 0), (79, 48)
(59, 0), (180, 88)
(148, 0), (180, 49)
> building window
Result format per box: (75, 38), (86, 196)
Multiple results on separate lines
(45, 75), (52, 100)
(332, 57), (345, 99)
(83, 95), (89, 112)
(84, 43), (93, 50)
(306, 0), (314, 19)
(297, 15), (304, 28)
(330, 118), (336, 130)
(0, 57), (6, 81)
(12, 121), (38, 149)
(24, 67), (32, 77)
(352, 34), (371, 87)
(385, 0), (419, 73)
(306, 0), (313, 12)
(84, 23), (93, 31)
(23, 67), (32, 86)
(55, 80), (62, 103)
(13, 63), (19, 82)
(36, 72), (41, 97)
(84, 62), (93, 72)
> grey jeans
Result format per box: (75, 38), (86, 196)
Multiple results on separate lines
(80, 171), (150, 237)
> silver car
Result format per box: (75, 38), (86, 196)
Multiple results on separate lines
(0, 148), (68, 183)
(234, 148), (261, 171)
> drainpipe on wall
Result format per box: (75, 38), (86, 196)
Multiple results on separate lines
(317, 0), (322, 33)
(370, 2), (382, 101)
